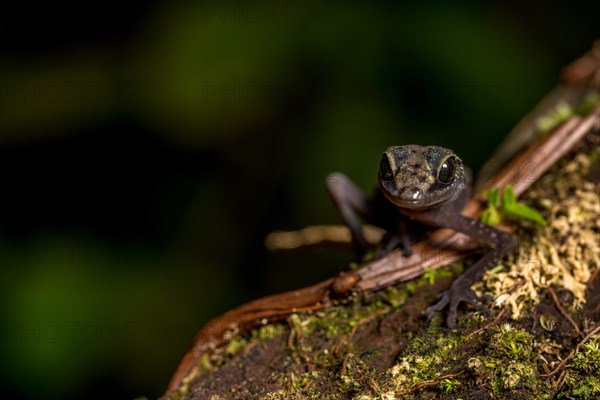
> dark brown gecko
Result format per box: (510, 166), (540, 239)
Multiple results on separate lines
(326, 145), (515, 327)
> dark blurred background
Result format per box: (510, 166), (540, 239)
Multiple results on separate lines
(0, 1), (598, 399)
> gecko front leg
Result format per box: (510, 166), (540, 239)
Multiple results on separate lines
(418, 209), (516, 328)
(326, 172), (416, 258)
(326, 172), (375, 256)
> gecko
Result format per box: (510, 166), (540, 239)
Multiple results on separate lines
(326, 144), (515, 328)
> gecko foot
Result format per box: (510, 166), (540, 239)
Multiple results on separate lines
(425, 281), (492, 328)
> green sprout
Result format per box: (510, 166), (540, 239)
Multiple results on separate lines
(481, 187), (502, 226)
(481, 185), (546, 226)
(422, 268), (437, 285)
(439, 378), (461, 394)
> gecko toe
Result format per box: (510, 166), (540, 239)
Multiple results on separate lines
(446, 311), (458, 329)
(425, 293), (450, 320)
(480, 293), (494, 303)
(471, 300), (493, 317)
(427, 284), (493, 327)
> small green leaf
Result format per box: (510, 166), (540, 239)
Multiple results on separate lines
(482, 187), (502, 226)
(488, 264), (505, 274)
(501, 185), (547, 225)
(482, 184), (547, 226)
(481, 207), (501, 226)
(484, 187), (501, 208)
(502, 185), (517, 206)
(423, 268), (436, 285)
(503, 202), (547, 226)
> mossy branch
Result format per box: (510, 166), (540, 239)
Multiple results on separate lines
(162, 42), (600, 400)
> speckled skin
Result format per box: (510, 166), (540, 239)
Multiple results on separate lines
(379, 145), (466, 209)
(326, 145), (515, 328)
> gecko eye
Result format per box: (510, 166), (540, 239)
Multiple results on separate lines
(437, 156), (457, 184)
(379, 156), (394, 182)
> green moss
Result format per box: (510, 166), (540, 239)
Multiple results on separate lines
(473, 324), (550, 397)
(558, 341), (600, 399)
(225, 336), (248, 355)
(377, 322), (553, 398)
(422, 265), (455, 286)
(338, 353), (377, 395)
(488, 324), (533, 359)
(386, 328), (465, 391)
(380, 286), (408, 309)
(199, 353), (213, 371)
(398, 262), (460, 303)
(251, 323), (287, 341)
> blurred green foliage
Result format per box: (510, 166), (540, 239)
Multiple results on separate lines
(0, 1), (598, 399)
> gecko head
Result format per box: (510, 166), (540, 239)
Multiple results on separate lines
(378, 145), (466, 209)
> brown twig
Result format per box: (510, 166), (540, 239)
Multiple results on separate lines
(465, 309), (507, 341)
(547, 286), (581, 335)
(539, 325), (600, 377)
(287, 315), (304, 351)
(556, 369), (569, 393)
(396, 370), (464, 396)
(541, 363), (557, 387)
(340, 352), (351, 376)
(574, 326), (600, 355)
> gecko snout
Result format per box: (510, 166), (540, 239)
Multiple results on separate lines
(399, 186), (422, 201)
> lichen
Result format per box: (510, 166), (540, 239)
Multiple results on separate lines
(477, 151), (599, 319)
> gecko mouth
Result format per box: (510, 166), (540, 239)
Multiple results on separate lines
(381, 188), (438, 210)
(380, 182), (461, 210)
